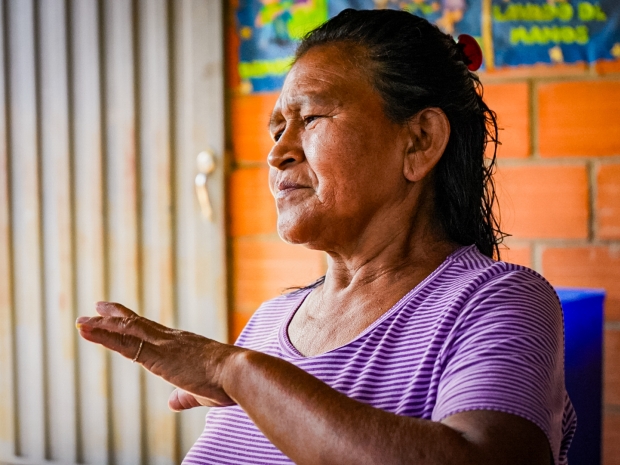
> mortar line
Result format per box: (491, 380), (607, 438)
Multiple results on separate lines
(588, 160), (598, 242)
(497, 155), (620, 166)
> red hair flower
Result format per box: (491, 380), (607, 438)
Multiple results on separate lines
(457, 34), (483, 71)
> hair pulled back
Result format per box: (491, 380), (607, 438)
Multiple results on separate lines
(295, 9), (505, 259)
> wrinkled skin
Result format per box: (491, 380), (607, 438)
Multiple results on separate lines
(77, 301), (238, 411)
(76, 43), (552, 465)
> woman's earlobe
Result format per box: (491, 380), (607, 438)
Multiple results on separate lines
(403, 108), (450, 183)
(402, 148), (418, 183)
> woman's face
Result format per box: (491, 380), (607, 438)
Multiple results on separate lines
(267, 44), (413, 250)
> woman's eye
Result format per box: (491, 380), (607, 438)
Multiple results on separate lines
(303, 115), (320, 126)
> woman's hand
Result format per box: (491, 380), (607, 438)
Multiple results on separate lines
(76, 301), (241, 410)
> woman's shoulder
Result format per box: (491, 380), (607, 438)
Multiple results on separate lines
(440, 246), (563, 326)
(426, 245), (562, 321)
(445, 245), (558, 297)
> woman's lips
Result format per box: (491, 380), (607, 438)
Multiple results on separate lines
(276, 181), (308, 199)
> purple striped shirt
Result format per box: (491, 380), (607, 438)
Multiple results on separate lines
(184, 245), (577, 464)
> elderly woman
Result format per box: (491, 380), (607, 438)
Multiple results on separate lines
(76, 9), (576, 465)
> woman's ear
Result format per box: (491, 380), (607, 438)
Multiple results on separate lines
(403, 108), (450, 182)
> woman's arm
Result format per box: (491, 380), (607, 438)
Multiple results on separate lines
(218, 349), (551, 465)
(77, 302), (551, 465)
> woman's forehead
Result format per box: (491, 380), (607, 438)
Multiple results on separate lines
(269, 89), (342, 129)
(274, 46), (372, 113)
(275, 89), (341, 112)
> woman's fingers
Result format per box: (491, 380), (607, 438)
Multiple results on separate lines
(168, 388), (230, 410)
(91, 302), (172, 333)
(168, 389), (202, 411)
(77, 314), (152, 341)
(76, 302), (239, 408)
(95, 301), (133, 317)
(78, 325), (147, 363)
(78, 303), (170, 341)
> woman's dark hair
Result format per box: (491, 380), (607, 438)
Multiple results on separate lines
(294, 9), (506, 259)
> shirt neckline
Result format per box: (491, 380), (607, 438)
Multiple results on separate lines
(277, 244), (474, 359)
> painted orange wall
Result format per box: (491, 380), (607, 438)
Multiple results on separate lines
(225, 7), (620, 463)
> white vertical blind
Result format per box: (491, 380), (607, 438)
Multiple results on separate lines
(7, 0), (47, 459)
(38, 0), (78, 462)
(0, 0), (227, 463)
(102, 1), (143, 463)
(0, 0), (16, 459)
(70, 0), (109, 462)
(137, 1), (177, 463)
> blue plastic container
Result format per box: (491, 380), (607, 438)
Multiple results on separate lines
(557, 287), (605, 465)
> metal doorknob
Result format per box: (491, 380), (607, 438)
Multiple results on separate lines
(195, 149), (216, 221)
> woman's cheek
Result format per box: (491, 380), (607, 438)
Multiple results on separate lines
(302, 132), (320, 160)
(304, 131), (338, 174)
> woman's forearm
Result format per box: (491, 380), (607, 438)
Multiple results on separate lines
(222, 349), (484, 465)
(75, 303), (549, 464)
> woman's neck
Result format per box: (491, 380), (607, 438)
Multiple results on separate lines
(323, 234), (459, 294)
(289, 218), (460, 356)
(320, 192), (460, 295)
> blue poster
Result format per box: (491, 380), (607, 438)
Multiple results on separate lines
(328, 0), (482, 37)
(236, 0), (620, 93)
(492, 0), (620, 67)
(236, 0), (483, 93)
(236, 0), (329, 93)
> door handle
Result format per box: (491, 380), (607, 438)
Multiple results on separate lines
(195, 149), (216, 221)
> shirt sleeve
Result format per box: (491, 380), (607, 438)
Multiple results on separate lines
(431, 268), (568, 465)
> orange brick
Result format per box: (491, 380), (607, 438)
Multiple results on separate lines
(483, 82), (530, 159)
(231, 93), (279, 163)
(495, 165), (588, 239)
(232, 236), (326, 314)
(542, 246), (620, 321)
(605, 329), (620, 405)
(597, 164), (620, 240)
(604, 410), (620, 465)
(538, 81), (620, 157)
(228, 167), (277, 236)
(596, 59), (620, 75)
(500, 244), (532, 268)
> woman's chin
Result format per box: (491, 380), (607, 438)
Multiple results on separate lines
(277, 224), (308, 246)
(277, 217), (321, 248)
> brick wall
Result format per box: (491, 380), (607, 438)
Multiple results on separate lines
(483, 62), (620, 465)
(226, 12), (620, 461)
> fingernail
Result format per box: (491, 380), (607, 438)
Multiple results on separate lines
(75, 316), (90, 329)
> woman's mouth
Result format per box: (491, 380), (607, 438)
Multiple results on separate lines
(276, 180), (308, 199)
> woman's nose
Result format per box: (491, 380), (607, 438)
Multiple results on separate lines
(267, 129), (304, 170)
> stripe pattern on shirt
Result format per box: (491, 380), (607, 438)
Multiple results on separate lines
(183, 245), (577, 465)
